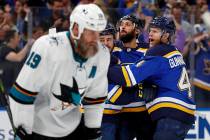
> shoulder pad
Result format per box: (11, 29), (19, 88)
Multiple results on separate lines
(136, 48), (147, 53)
(145, 44), (179, 57)
(112, 46), (122, 52)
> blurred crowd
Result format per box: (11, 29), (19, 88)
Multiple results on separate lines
(0, 0), (210, 108)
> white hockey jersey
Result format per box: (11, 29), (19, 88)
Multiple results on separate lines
(9, 31), (110, 137)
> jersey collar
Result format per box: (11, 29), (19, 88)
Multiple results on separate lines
(66, 32), (87, 67)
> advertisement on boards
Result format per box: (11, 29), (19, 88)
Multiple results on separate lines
(0, 108), (210, 140)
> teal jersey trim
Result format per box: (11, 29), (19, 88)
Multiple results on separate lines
(66, 32), (87, 67)
(10, 87), (35, 104)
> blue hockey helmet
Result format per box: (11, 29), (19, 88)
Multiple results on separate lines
(119, 14), (144, 30)
(100, 23), (116, 36)
(149, 16), (176, 35)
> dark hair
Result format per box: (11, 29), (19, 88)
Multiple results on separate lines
(100, 23), (116, 37)
(4, 30), (17, 43)
(172, 3), (182, 10)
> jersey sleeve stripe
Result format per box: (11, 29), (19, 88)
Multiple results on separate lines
(146, 97), (195, 109)
(14, 82), (38, 96)
(121, 106), (146, 112)
(112, 47), (122, 52)
(104, 103), (122, 114)
(122, 66), (132, 86)
(125, 65), (137, 85)
(163, 50), (181, 58)
(10, 86), (36, 104)
(148, 102), (195, 115)
(109, 87), (122, 103)
(107, 85), (121, 100)
(83, 96), (107, 105)
(103, 109), (121, 114)
(136, 48), (147, 53)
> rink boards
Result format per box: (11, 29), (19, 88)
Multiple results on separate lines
(0, 107), (210, 140)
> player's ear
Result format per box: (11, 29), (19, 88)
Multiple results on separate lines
(162, 32), (170, 41)
(135, 28), (140, 36)
(72, 23), (79, 38)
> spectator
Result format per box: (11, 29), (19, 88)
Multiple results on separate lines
(171, 4), (193, 40)
(0, 30), (34, 92)
(117, 0), (139, 17)
(190, 25), (210, 107)
(0, 8), (6, 29)
(193, 34), (210, 108)
(44, 0), (66, 30)
(3, 12), (18, 31)
(32, 25), (46, 40)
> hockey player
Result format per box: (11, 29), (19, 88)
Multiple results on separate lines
(108, 16), (195, 140)
(99, 23), (116, 52)
(9, 4), (110, 140)
(101, 15), (155, 140)
(99, 23), (121, 140)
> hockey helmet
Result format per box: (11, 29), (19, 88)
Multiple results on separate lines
(69, 4), (107, 39)
(118, 14), (144, 30)
(149, 16), (176, 35)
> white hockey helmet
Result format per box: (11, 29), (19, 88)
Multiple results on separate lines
(69, 4), (107, 40)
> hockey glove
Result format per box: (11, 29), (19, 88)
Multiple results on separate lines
(84, 127), (101, 140)
(138, 83), (158, 102)
(14, 126), (32, 140)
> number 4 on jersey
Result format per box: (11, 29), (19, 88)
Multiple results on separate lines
(178, 68), (192, 98)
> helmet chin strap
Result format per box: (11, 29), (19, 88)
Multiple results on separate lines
(69, 22), (84, 40)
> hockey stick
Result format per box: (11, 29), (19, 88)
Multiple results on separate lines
(0, 77), (16, 133)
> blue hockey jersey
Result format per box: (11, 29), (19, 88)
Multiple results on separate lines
(108, 44), (196, 124)
(104, 42), (148, 115)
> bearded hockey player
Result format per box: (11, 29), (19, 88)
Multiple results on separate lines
(9, 3), (110, 140)
(108, 16), (195, 140)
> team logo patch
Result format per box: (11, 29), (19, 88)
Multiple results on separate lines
(53, 78), (84, 105)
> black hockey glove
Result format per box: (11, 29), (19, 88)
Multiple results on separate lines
(138, 83), (158, 102)
(14, 126), (32, 140)
(84, 127), (101, 140)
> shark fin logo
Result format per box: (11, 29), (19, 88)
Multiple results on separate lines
(53, 78), (84, 105)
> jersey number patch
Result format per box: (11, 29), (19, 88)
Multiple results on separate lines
(178, 68), (192, 98)
(26, 52), (41, 69)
